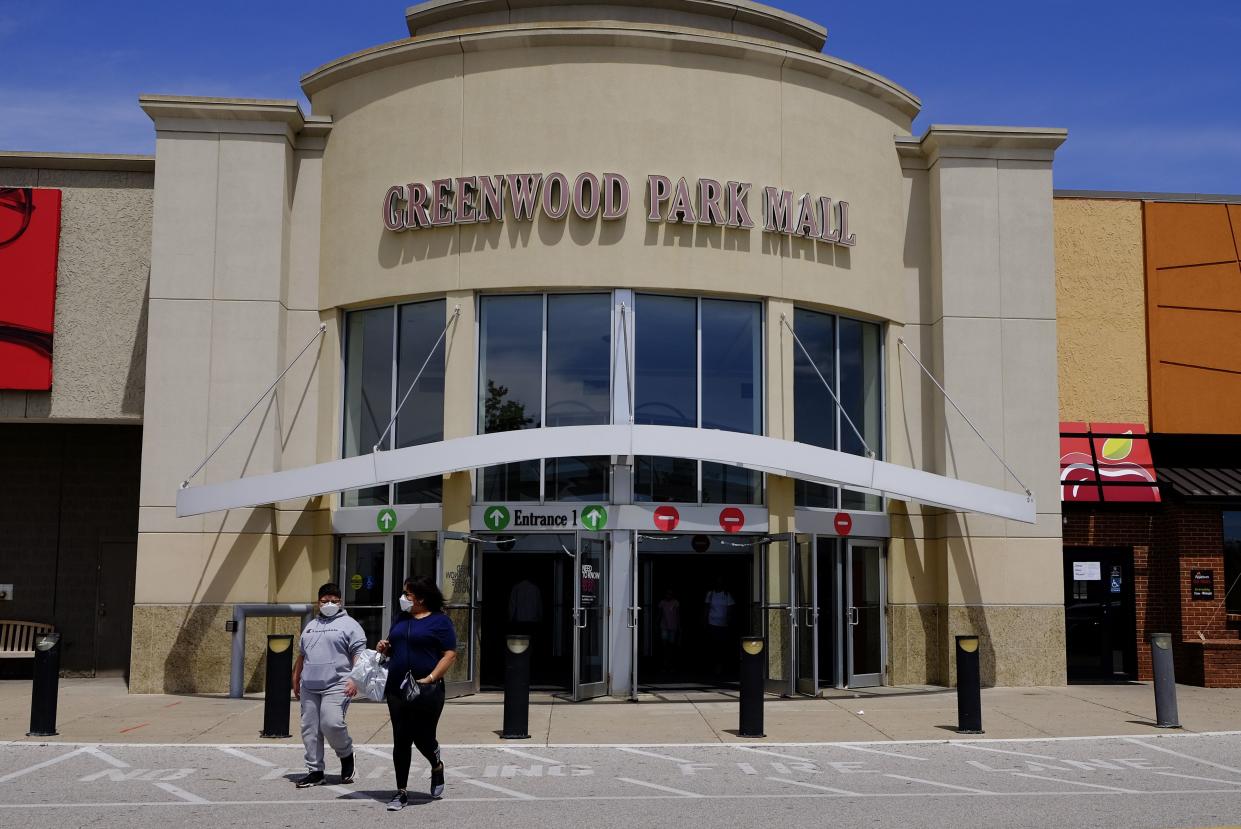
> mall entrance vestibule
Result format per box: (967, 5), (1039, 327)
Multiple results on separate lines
(631, 532), (886, 695)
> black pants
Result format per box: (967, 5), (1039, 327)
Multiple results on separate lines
(386, 681), (445, 790)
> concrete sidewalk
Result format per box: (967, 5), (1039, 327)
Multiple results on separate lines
(1, 678), (1237, 745)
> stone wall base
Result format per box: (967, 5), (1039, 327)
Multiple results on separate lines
(130, 604), (302, 694)
(889, 604), (1066, 687)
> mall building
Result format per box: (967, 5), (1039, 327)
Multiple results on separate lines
(5, 0), (1097, 696)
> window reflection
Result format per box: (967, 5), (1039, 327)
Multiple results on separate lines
(793, 308), (837, 509)
(343, 306), (394, 507)
(480, 295), (542, 501)
(546, 294), (611, 500)
(635, 294), (697, 503)
(840, 318), (882, 511)
(395, 300), (445, 504)
(701, 298), (761, 504)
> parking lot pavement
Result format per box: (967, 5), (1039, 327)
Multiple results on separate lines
(3, 733), (1241, 828)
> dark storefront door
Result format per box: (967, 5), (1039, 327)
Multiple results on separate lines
(94, 539), (137, 677)
(1064, 547), (1136, 681)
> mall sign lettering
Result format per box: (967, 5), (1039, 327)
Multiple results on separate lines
(383, 173), (856, 246)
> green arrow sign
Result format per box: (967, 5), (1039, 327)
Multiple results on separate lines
(580, 504), (608, 530)
(483, 505), (511, 531)
(376, 508), (397, 533)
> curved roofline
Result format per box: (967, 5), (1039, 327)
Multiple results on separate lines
(302, 24), (920, 119)
(404, 0), (827, 51)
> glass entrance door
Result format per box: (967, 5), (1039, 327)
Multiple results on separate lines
(574, 531), (609, 700)
(758, 534), (796, 697)
(794, 534), (818, 695)
(439, 531), (479, 698)
(339, 536), (392, 647)
(846, 540), (884, 687)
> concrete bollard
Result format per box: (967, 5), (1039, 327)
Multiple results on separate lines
(260, 634), (294, 738)
(738, 636), (766, 738)
(502, 634), (532, 739)
(27, 632), (62, 737)
(1150, 632), (1181, 728)
(955, 635), (984, 734)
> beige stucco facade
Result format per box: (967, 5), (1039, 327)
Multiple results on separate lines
(127, 0), (1067, 693)
(1054, 198), (1148, 424)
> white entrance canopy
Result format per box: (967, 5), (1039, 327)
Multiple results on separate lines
(175, 425), (1035, 523)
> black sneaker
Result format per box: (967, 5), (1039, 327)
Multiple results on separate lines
(430, 762), (445, 799)
(339, 753), (355, 784)
(386, 790), (408, 811)
(295, 770), (325, 788)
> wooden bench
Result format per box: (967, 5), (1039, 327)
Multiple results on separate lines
(0, 620), (55, 659)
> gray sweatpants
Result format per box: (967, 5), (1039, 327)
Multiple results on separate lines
(300, 686), (352, 772)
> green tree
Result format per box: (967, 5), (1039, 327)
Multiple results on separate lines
(485, 379), (534, 432)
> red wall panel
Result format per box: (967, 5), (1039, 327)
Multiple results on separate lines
(0, 187), (61, 390)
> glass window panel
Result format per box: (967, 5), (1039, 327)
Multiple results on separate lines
(395, 299), (445, 504)
(343, 307), (394, 507)
(480, 295), (543, 500)
(840, 318), (882, 511)
(793, 308), (837, 509)
(702, 462), (762, 505)
(546, 294), (611, 501)
(702, 298), (762, 504)
(634, 456), (696, 503)
(635, 294), (698, 503)
(1226, 512), (1241, 614)
(701, 298), (760, 433)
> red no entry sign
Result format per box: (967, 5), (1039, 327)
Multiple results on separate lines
(653, 505), (680, 532)
(718, 507), (745, 533)
(834, 512), (852, 536)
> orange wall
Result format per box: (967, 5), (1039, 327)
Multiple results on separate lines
(1145, 202), (1241, 433)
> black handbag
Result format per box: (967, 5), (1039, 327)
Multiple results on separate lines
(399, 669), (421, 702)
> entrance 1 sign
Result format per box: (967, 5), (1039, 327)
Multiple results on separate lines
(376, 508), (397, 533)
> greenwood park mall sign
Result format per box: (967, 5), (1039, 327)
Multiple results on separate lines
(382, 173), (857, 246)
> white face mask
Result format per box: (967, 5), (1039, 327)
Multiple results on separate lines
(399, 596), (414, 613)
(320, 602), (341, 617)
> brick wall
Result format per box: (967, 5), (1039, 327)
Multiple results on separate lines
(1064, 504), (1231, 685)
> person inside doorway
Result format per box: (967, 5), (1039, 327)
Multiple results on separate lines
(657, 588), (681, 671)
(508, 576), (543, 636)
(704, 576), (735, 677)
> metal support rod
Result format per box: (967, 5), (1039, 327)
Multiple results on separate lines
(896, 337), (1032, 497)
(780, 314), (874, 458)
(229, 604), (315, 698)
(618, 302), (635, 423)
(374, 306), (460, 453)
(181, 323), (327, 488)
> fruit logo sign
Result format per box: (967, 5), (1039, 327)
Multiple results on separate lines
(0, 188), (61, 390)
(1059, 422), (1160, 503)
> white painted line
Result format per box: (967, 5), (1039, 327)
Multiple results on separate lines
(217, 747), (278, 767)
(836, 744), (927, 761)
(153, 782), (210, 804)
(497, 747), (563, 764)
(1010, 772), (1140, 793)
(615, 747), (694, 763)
(885, 774), (990, 794)
(81, 746), (130, 768)
(734, 746), (815, 762)
(356, 746), (392, 759)
(954, 743), (1061, 761)
(617, 777), (704, 797)
(1124, 737), (1241, 775)
(456, 778), (538, 800)
(1152, 771), (1241, 786)
(766, 777), (859, 796)
(0, 747), (88, 783)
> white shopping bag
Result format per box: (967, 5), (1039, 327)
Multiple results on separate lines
(347, 648), (389, 702)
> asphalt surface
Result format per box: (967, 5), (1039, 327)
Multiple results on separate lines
(4, 734), (1241, 828)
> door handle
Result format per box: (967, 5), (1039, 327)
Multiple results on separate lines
(627, 606), (640, 629)
(803, 608), (817, 627)
(849, 607), (859, 625)
(576, 609), (589, 629)
(789, 606), (798, 628)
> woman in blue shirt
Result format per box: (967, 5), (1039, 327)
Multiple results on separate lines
(376, 576), (457, 810)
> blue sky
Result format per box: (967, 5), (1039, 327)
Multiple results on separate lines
(2, 1), (1238, 193)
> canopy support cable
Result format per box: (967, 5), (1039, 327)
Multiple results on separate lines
(896, 337), (1032, 498)
(181, 322), (328, 489)
(779, 314), (875, 459)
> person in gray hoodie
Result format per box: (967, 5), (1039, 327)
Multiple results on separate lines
(292, 582), (367, 787)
